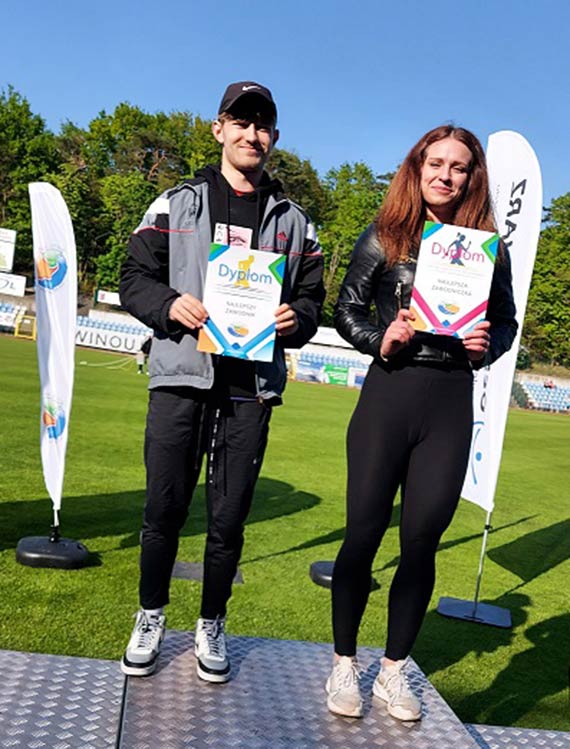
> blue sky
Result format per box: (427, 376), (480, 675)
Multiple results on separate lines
(1, 0), (568, 204)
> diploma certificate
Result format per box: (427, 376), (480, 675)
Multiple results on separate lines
(410, 222), (499, 338)
(197, 244), (286, 361)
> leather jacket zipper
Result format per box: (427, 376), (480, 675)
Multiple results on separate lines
(395, 280), (403, 310)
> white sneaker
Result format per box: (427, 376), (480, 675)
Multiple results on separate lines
(326, 656), (363, 718)
(121, 610), (166, 676)
(373, 658), (421, 721)
(194, 617), (230, 683)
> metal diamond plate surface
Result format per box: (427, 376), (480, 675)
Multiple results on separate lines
(120, 630), (480, 748)
(467, 724), (570, 749)
(0, 649), (124, 749)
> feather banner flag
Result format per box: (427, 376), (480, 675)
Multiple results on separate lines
(29, 182), (77, 522)
(461, 132), (542, 512)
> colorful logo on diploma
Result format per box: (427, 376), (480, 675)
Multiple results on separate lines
(437, 303), (460, 316)
(36, 248), (68, 290)
(228, 324), (249, 338)
(42, 400), (66, 439)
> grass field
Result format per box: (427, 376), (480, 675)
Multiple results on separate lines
(1, 334), (569, 731)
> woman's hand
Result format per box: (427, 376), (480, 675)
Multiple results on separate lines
(463, 320), (491, 361)
(380, 309), (416, 360)
(168, 293), (208, 329)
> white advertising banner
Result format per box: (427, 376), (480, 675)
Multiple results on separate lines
(0, 228), (16, 272)
(29, 183), (77, 515)
(0, 271), (26, 297)
(462, 132), (543, 511)
(76, 324), (148, 353)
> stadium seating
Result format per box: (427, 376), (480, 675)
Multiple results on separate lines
(520, 380), (570, 412)
(0, 302), (27, 329)
(297, 350), (365, 370)
(76, 315), (152, 337)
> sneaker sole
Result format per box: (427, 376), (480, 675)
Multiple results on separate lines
(196, 660), (230, 683)
(120, 656), (158, 677)
(325, 677), (363, 718)
(372, 681), (421, 721)
(194, 646), (230, 683)
(121, 626), (165, 678)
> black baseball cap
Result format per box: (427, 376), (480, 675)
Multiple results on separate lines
(218, 81), (277, 120)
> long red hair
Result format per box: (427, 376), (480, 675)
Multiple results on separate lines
(377, 125), (497, 265)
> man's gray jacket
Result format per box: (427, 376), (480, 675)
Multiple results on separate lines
(119, 173), (325, 401)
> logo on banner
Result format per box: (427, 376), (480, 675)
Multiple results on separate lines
(42, 400), (66, 440)
(469, 420), (485, 485)
(36, 248), (68, 290)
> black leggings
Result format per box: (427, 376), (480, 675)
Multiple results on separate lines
(332, 361), (473, 660)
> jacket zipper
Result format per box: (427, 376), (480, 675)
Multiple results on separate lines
(395, 280), (403, 310)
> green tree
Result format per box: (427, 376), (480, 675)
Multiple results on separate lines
(95, 172), (159, 290)
(268, 149), (331, 227)
(0, 86), (61, 273)
(180, 114), (222, 178)
(523, 193), (570, 366)
(52, 107), (223, 290)
(319, 163), (390, 323)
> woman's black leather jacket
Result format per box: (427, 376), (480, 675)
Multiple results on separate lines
(333, 224), (518, 370)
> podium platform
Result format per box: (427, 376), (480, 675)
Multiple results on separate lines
(119, 630), (477, 748)
(1, 634), (569, 749)
(0, 649), (123, 748)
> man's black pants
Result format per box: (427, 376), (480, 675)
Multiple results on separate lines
(139, 387), (271, 618)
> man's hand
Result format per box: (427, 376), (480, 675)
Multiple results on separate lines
(463, 320), (491, 361)
(168, 293), (208, 330)
(275, 303), (299, 337)
(380, 309), (416, 359)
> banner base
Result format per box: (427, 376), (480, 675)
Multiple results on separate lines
(437, 596), (512, 629)
(309, 560), (380, 591)
(309, 561), (334, 588)
(16, 536), (89, 569)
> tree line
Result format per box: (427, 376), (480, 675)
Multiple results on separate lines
(1, 86), (568, 366)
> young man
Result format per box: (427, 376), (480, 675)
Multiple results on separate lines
(119, 82), (325, 682)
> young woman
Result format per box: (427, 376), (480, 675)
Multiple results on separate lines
(326, 125), (517, 720)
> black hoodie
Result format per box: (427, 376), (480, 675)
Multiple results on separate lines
(195, 164), (283, 250)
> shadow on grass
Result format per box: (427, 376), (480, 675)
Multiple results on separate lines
(372, 515), (536, 574)
(453, 606), (569, 725)
(259, 511), (537, 579)
(242, 504), (403, 565)
(417, 593), (531, 677)
(241, 511), (534, 571)
(0, 476), (321, 554)
(488, 518), (570, 587)
(415, 593), (570, 726)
